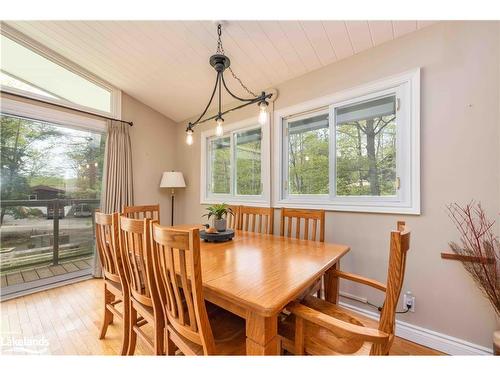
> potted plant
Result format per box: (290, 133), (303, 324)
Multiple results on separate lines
(447, 202), (500, 354)
(203, 203), (234, 232)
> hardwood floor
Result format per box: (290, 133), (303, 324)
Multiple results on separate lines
(0, 279), (443, 355)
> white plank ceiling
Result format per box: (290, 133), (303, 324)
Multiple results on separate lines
(4, 21), (436, 122)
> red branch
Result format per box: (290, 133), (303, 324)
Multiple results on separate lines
(447, 201), (499, 316)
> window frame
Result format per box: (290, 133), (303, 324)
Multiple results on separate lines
(273, 69), (420, 215)
(0, 24), (121, 119)
(200, 116), (271, 207)
(0, 105), (107, 298)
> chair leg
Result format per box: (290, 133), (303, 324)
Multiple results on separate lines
(120, 296), (131, 356)
(153, 316), (165, 355)
(165, 328), (176, 355)
(126, 306), (138, 355)
(99, 285), (113, 339)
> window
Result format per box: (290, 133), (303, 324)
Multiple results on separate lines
(209, 136), (231, 194)
(0, 27), (120, 116)
(235, 128), (262, 195)
(274, 69), (420, 214)
(335, 95), (397, 197)
(201, 118), (270, 206)
(0, 112), (106, 297)
(285, 110), (329, 195)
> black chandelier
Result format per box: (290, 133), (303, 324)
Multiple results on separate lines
(185, 23), (273, 145)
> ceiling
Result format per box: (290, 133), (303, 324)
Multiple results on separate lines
(4, 21), (435, 122)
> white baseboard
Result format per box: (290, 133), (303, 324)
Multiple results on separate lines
(339, 301), (493, 355)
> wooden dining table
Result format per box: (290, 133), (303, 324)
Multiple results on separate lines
(175, 227), (350, 355)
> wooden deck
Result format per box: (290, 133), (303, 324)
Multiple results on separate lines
(1, 257), (93, 288)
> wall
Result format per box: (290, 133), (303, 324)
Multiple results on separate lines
(172, 21), (500, 349)
(121, 93), (177, 225)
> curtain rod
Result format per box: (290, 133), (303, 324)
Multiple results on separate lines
(0, 90), (133, 126)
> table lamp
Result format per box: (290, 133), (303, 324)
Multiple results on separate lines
(160, 171), (186, 225)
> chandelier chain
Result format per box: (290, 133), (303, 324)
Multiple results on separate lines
(216, 24), (258, 98)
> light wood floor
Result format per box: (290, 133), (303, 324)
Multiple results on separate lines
(0, 279), (443, 355)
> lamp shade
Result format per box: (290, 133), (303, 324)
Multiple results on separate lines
(160, 171), (186, 188)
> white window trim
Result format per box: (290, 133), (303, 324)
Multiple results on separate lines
(0, 23), (121, 119)
(200, 116), (271, 207)
(273, 69), (420, 215)
(1, 96), (107, 133)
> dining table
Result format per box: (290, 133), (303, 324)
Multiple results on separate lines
(174, 226), (350, 355)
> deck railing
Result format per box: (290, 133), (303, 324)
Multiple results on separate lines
(0, 198), (100, 270)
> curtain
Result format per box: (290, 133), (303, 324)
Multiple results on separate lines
(93, 120), (134, 277)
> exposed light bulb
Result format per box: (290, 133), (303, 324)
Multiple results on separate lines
(216, 118), (224, 136)
(186, 129), (194, 145)
(94, 162), (98, 167)
(258, 101), (268, 126)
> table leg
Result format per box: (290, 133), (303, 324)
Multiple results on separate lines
(245, 311), (279, 355)
(324, 261), (340, 304)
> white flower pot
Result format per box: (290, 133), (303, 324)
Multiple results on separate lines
(214, 218), (227, 232)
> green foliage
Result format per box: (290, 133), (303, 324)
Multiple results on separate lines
(202, 203), (234, 220)
(289, 128), (329, 194)
(236, 131), (261, 195)
(1, 116), (61, 203)
(210, 137), (231, 194)
(335, 115), (396, 196)
(66, 133), (106, 198)
(0, 114), (106, 224)
(9, 207), (44, 219)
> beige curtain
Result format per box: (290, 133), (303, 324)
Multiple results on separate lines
(93, 120), (134, 277)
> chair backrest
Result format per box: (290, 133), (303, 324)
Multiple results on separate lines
(123, 204), (160, 221)
(239, 206), (274, 234)
(373, 221), (411, 354)
(150, 224), (216, 354)
(280, 208), (325, 242)
(95, 211), (121, 284)
(119, 215), (157, 307)
(227, 205), (240, 230)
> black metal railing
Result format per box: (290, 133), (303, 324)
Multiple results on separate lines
(0, 198), (100, 270)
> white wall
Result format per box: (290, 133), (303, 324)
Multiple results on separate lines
(121, 93), (177, 225)
(171, 21), (500, 349)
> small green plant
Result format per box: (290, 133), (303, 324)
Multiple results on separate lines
(202, 203), (234, 221)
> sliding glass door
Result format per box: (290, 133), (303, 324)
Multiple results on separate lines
(0, 114), (105, 298)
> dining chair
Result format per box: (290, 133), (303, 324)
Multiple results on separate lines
(123, 204), (160, 221)
(119, 215), (164, 355)
(280, 208), (325, 297)
(95, 211), (130, 355)
(280, 208), (325, 242)
(227, 205), (240, 230)
(150, 224), (246, 355)
(279, 221), (411, 355)
(239, 206), (274, 234)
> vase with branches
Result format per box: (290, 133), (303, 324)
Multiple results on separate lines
(447, 201), (500, 354)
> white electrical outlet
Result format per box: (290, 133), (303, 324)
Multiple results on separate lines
(403, 291), (416, 312)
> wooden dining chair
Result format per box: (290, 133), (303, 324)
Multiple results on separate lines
(280, 208), (325, 297)
(239, 206), (274, 234)
(95, 211), (130, 355)
(278, 221), (411, 355)
(150, 224), (246, 355)
(123, 204), (160, 221)
(227, 205), (240, 230)
(119, 215), (164, 355)
(280, 208), (325, 242)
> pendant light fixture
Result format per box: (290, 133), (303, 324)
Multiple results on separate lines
(185, 23), (273, 144)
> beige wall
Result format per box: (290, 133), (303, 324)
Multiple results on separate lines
(172, 21), (500, 348)
(121, 93), (177, 225)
